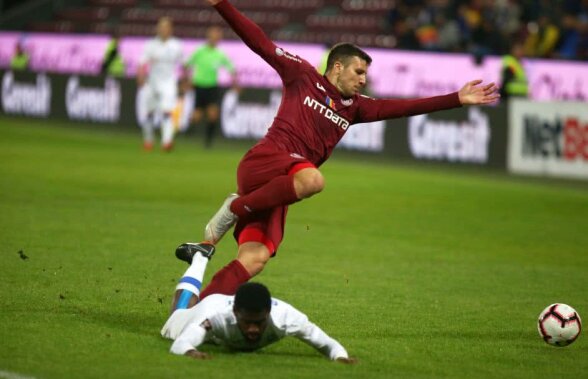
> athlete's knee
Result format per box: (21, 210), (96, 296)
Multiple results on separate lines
(237, 242), (271, 276)
(293, 168), (325, 199)
(206, 105), (219, 121)
(192, 109), (203, 123)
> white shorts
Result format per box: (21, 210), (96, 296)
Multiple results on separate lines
(143, 80), (177, 113)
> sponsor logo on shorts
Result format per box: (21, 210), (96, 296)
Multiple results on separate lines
(303, 96), (350, 130)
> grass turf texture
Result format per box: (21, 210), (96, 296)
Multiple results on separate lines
(0, 116), (587, 379)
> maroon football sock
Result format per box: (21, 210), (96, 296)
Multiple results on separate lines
(230, 175), (298, 218)
(199, 260), (251, 300)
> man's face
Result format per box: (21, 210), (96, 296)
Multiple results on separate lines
(334, 56), (368, 97)
(207, 27), (222, 47)
(234, 308), (270, 344)
(512, 44), (525, 59)
(157, 19), (173, 40)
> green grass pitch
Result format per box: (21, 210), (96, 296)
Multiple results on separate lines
(0, 116), (587, 379)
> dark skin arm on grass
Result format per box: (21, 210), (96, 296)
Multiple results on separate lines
(184, 350), (212, 360)
(182, 320), (213, 360)
(337, 357), (358, 364)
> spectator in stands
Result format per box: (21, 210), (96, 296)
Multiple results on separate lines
(435, 13), (462, 52)
(381, 0), (588, 60)
(393, 18), (420, 51)
(491, 0), (522, 37)
(578, 1), (588, 60)
(555, 14), (580, 60)
(101, 32), (125, 77)
(499, 41), (528, 101)
(10, 41), (29, 71)
(577, 17), (588, 61)
(524, 15), (560, 58)
(184, 26), (237, 148)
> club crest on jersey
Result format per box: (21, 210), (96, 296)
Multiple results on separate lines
(275, 47), (301, 63)
(325, 96), (336, 110)
(289, 153), (306, 159)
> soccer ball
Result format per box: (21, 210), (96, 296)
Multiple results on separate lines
(537, 303), (582, 347)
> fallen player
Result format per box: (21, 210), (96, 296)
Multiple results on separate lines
(162, 245), (357, 363)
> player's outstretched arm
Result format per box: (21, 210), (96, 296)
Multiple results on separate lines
(204, 0), (275, 59)
(204, 0), (303, 79)
(356, 79), (498, 123)
(184, 350), (212, 360)
(279, 304), (354, 362)
(458, 79), (500, 105)
(336, 357), (359, 364)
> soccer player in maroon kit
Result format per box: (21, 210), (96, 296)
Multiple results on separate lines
(172, 0), (500, 307)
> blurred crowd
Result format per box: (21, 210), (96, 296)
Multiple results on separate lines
(386, 0), (588, 60)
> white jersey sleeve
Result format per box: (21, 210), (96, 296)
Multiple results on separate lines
(271, 299), (349, 360)
(139, 40), (153, 66)
(161, 294), (232, 355)
(170, 321), (208, 355)
(173, 38), (183, 64)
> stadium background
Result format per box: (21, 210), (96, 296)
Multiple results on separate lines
(1, 1), (587, 378)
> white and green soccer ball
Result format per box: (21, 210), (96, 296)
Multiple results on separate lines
(537, 303), (582, 347)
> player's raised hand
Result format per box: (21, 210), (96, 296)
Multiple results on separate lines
(336, 357), (358, 364)
(184, 350), (212, 360)
(458, 79), (500, 105)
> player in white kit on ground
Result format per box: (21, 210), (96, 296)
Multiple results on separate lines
(161, 244), (357, 363)
(137, 17), (183, 151)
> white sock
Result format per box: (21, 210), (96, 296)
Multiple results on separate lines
(142, 113), (155, 144)
(161, 114), (174, 145)
(175, 252), (209, 299)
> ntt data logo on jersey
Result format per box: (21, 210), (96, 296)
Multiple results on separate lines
(508, 100), (588, 179)
(408, 107), (490, 163)
(66, 76), (121, 122)
(1, 71), (51, 116)
(303, 96), (350, 130)
(221, 89), (383, 152)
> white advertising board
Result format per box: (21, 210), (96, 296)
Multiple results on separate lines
(508, 99), (588, 180)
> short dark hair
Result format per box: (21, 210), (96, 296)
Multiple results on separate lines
(325, 43), (372, 73)
(234, 282), (272, 313)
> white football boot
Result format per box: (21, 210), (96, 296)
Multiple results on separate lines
(204, 193), (239, 245)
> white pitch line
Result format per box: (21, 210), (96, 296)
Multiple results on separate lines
(0, 370), (39, 379)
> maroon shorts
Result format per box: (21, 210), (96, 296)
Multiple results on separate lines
(233, 144), (315, 255)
